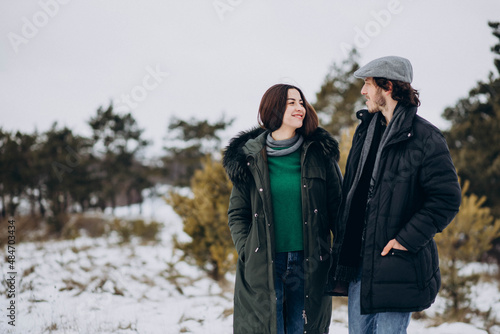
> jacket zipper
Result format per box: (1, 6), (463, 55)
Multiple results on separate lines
(253, 213), (260, 253)
(254, 162), (264, 253)
(301, 143), (311, 326)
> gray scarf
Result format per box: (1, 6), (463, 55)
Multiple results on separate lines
(369, 104), (406, 198)
(266, 132), (304, 157)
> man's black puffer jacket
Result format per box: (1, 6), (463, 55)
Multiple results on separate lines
(335, 103), (461, 314)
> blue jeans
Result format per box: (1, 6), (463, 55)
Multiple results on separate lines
(348, 268), (411, 334)
(274, 251), (305, 334)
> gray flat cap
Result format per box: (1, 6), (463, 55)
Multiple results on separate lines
(354, 56), (413, 83)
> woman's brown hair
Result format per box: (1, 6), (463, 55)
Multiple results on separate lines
(258, 84), (319, 136)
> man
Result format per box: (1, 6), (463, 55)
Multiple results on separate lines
(330, 56), (461, 333)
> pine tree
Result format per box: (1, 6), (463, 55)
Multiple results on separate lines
(40, 124), (95, 230)
(338, 124), (357, 175)
(88, 104), (151, 211)
(435, 178), (500, 321)
(0, 130), (36, 217)
(162, 115), (233, 186)
(313, 49), (365, 137)
(167, 156), (236, 281)
(442, 21), (500, 217)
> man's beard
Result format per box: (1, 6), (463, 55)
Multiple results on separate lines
(367, 92), (386, 113)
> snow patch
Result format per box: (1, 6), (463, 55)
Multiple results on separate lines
(1, 194), (499, 333)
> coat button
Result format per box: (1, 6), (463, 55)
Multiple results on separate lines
(303, 184), (306, 188)
(259, 188), (263, 192)
(247, 162), (250, 166)
(304, 221), (308, 225)
(314, 209), (318, 213)
(306, 295), (309, 298)
(305, 258), (309, 262)
(254, 213), (258, 217)
(408, 133), (411, 137)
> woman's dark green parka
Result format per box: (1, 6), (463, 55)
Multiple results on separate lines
(223, 127), (343, 334)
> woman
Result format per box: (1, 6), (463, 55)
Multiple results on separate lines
(223, 84), (343, 334)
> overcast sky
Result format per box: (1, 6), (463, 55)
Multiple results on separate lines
(1, 1), (499, 157)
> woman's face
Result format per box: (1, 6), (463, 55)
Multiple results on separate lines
(280, 89), (306, 132)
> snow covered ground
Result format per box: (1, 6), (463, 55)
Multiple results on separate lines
(1, 189), (499, 333)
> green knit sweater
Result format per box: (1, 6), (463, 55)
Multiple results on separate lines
(267, 149), (303, 252)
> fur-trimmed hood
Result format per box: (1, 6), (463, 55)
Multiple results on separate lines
(223, 126), (340, 188)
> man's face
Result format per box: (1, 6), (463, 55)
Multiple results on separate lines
(361, 77), (386, 114)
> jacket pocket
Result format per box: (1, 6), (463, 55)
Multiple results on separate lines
(243, 214), (268, 289)
(375, 249), (420, 286)
(315, 211), (332, 262)
(316, 234), (332, 262)
(303, 166), (327, 197)
(244, 214), (262, 260)
(304, 166), (326, 180)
